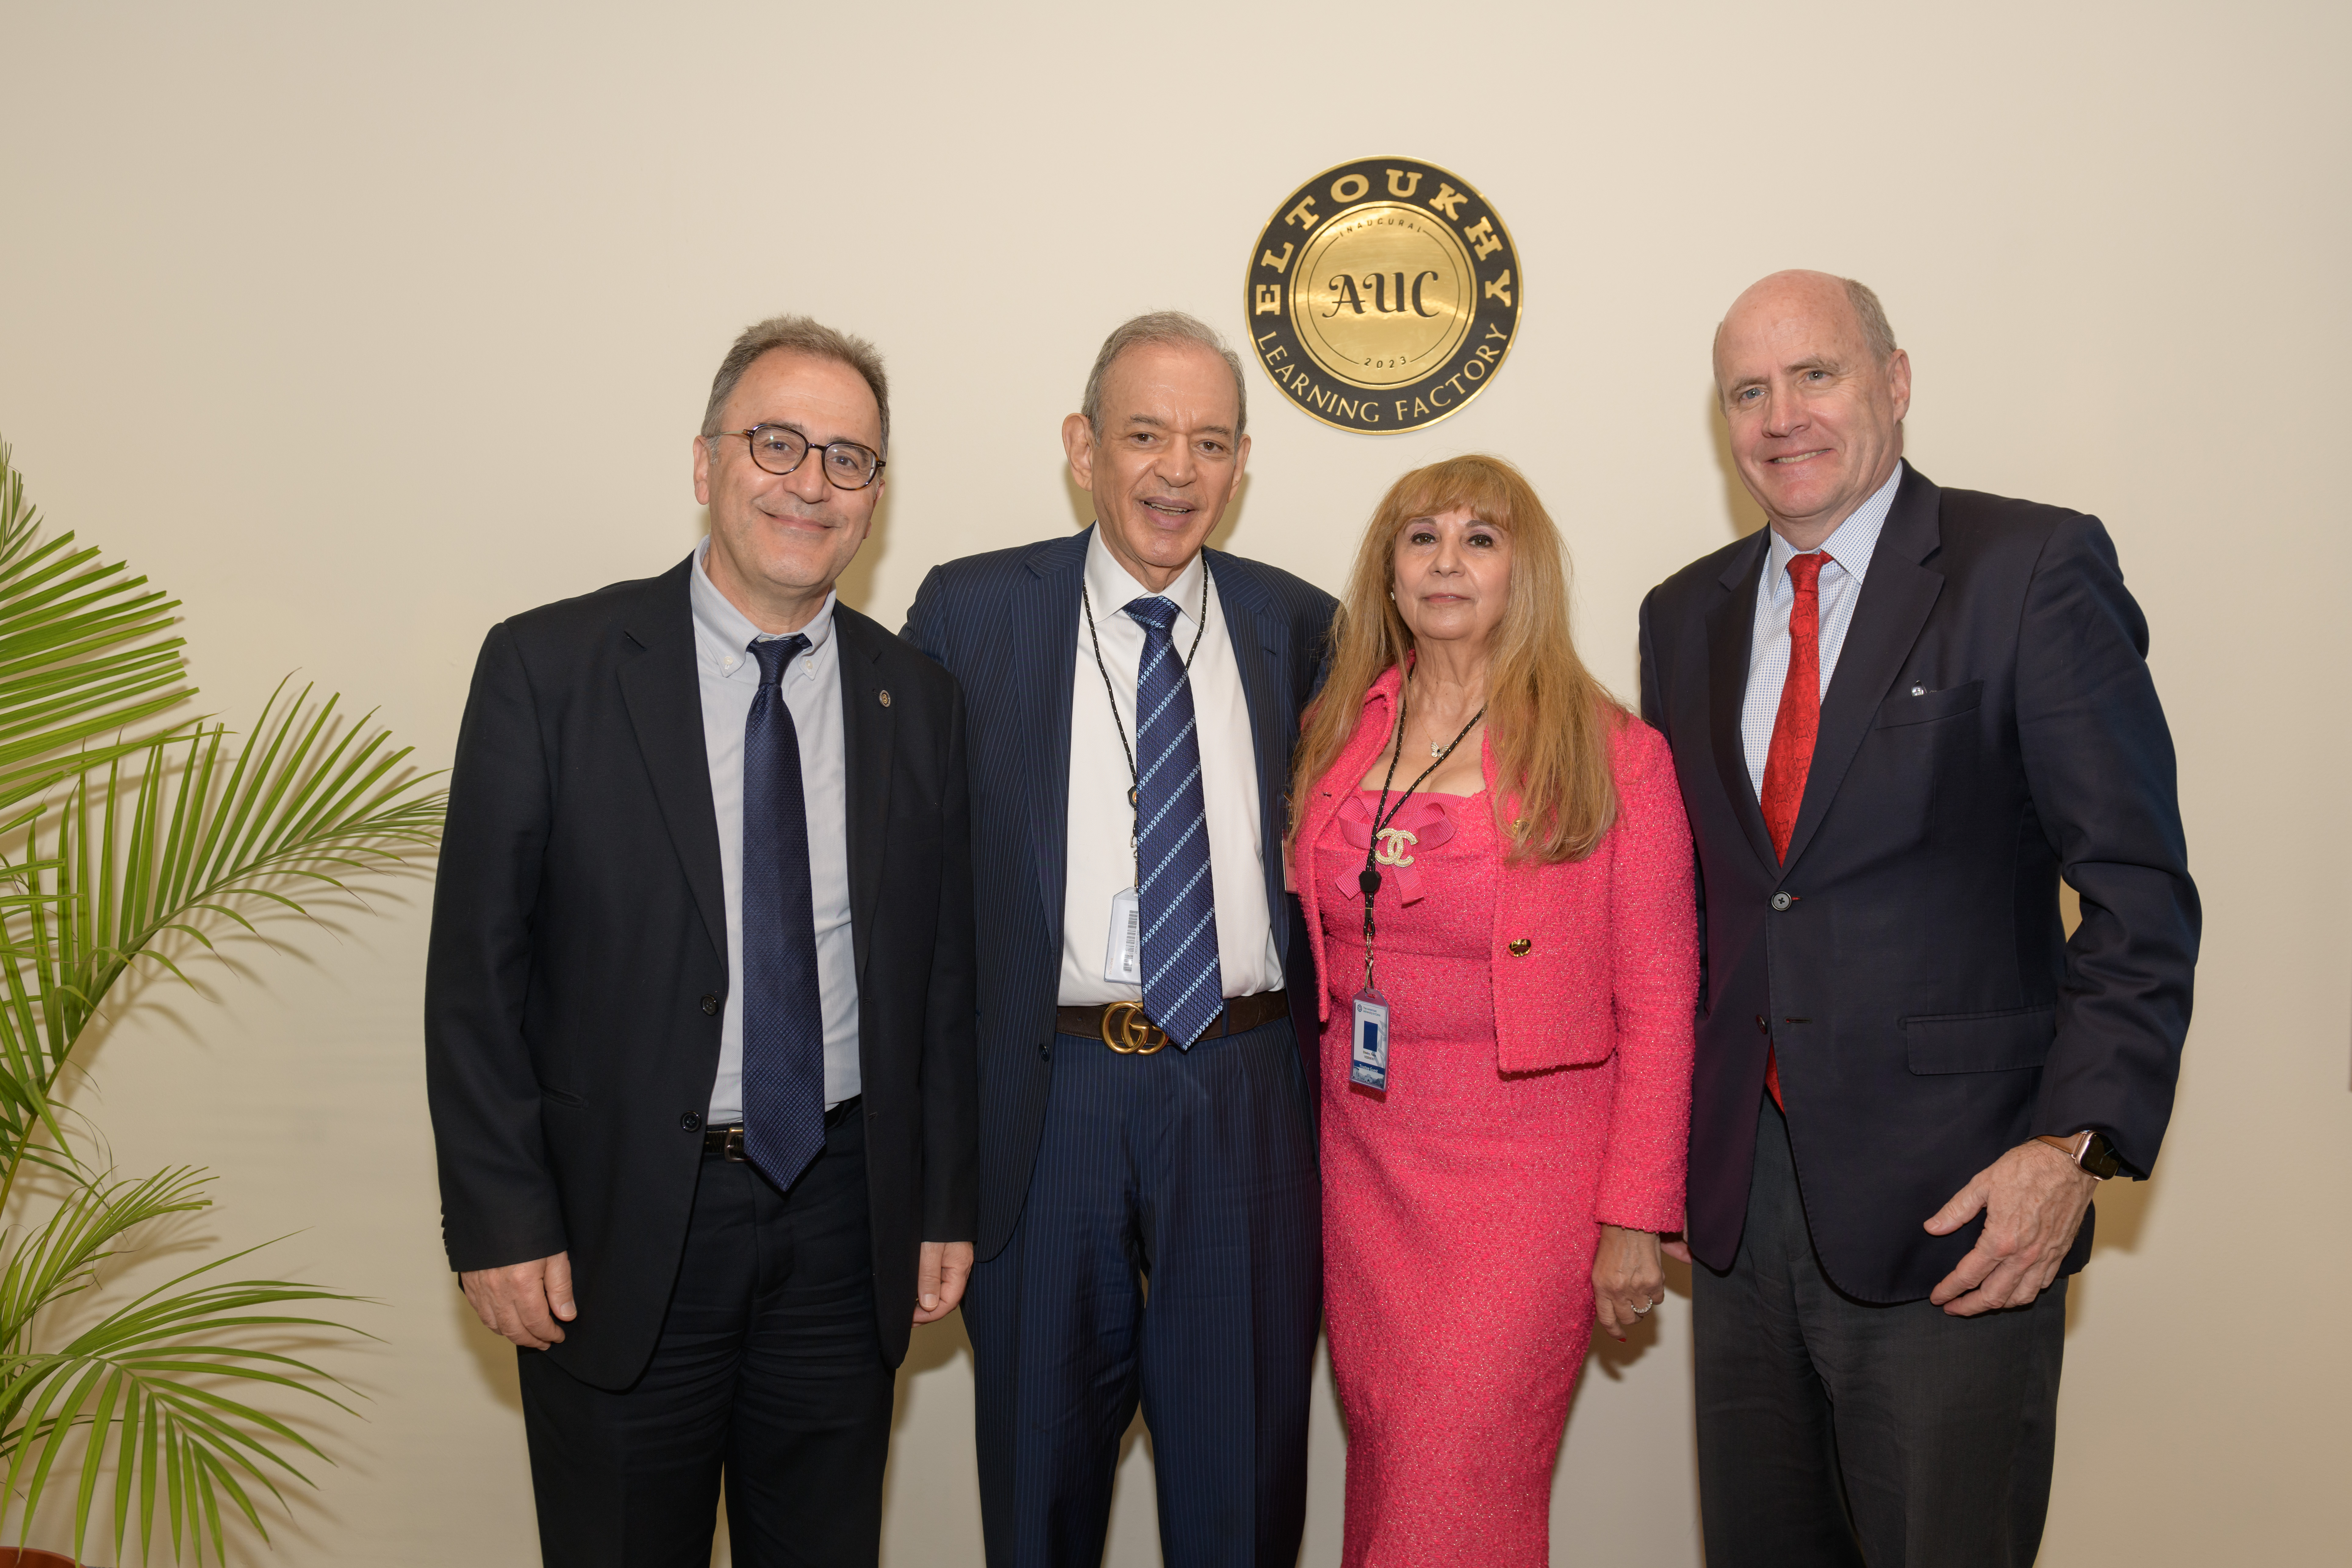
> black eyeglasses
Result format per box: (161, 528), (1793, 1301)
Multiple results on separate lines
(710, 425), (885, 490)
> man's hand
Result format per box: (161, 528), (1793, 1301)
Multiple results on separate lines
(1924, 1141), (2096, 1315)
(1592, 1224), (1667, 1342)
(914, 1241), (973, 1325)
(461, 1252), (576, 1349)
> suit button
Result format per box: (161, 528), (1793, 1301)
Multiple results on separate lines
(1770, 892), (1794, 911)
(1039, 1040), (1053, 1060)
(1507, 938), (1532, 956)
(680, 1111), (702, 1133)
(1756, 1015), (1770, 1034)
(699, 993), (720, 1015)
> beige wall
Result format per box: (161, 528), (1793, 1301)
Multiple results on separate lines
(2, 2), (2345, 1562)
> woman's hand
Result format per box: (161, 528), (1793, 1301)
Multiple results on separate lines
(1593, 1224), (1666, 1341)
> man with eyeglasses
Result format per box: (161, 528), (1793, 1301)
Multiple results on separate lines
(427, 315), (977, 1567)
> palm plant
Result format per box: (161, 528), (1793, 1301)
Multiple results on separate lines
(0, 443), (443, 1564)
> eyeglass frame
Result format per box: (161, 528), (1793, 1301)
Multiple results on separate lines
(706, 423), (887, 490)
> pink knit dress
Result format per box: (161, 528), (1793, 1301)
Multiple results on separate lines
(1303, 689), (1695, 1568)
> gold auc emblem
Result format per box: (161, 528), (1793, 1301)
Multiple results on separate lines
(1243, 157), (1522, 433)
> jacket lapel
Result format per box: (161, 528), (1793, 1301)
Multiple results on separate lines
(1206, 550), (1296, 967)
(1778, 467), (1945, 873)
(834, 608), (895, 985)
(1015, 533), (1086, 934)
(1706, 533), (1780, 875)
(617, 559), (728, 965)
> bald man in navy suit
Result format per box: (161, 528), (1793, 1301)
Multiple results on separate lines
(1639, 271), (2198, 1568)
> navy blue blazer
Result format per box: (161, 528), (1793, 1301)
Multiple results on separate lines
(1639, 467), (2199, 1303)
(905, 528), (1337, 1261)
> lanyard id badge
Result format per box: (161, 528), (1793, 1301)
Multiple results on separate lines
(1349, 672), (1488, 1100)
(1103, 887), (1142, 984)
(1350, 987), (1391, 1091)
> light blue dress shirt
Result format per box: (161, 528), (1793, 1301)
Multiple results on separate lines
(689, 540), (860, 1121)
(1740, 462), (1906, 796)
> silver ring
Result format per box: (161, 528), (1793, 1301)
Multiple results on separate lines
(1633, 1298), (1654, 1315)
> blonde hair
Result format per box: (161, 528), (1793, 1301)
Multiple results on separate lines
(1290, 454), (1623, 864)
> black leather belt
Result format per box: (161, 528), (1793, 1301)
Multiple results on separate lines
(1054, 991), (1289, 1056)
(703, 1096), (861, 1160)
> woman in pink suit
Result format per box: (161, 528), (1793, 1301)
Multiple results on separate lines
(1289, 455), (1697, 1567)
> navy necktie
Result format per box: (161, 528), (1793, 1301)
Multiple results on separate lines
(1126, 595), (1223, 1047)
(741, 632), (826, 1192)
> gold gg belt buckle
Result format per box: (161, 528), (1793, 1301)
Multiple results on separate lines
(1101, 1000), (1171, 1055)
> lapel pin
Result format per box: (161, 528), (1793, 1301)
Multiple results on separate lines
(878, 689), (892, 707)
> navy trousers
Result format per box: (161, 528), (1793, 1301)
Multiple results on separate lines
(964, 1014), (1321, 1568)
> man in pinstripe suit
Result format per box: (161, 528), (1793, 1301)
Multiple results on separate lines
(905, 312), (1336, 1568)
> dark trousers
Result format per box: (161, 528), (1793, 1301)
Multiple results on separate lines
(1695, 1098), (2067, 1568)
(964, 1015), (1320, 1568)
(518, 1110), (893, 1568)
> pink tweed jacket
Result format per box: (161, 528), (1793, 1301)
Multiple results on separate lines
(1291, 666), (1700, 1230)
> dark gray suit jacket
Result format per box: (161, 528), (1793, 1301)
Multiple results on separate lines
(426, 557), (976, 1385)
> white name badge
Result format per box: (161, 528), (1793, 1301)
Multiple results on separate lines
(1350, 989), (1391, 1092)
(1103, 888), (1142, 984)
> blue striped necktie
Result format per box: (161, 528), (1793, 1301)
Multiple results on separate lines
(741, 632), (826, 1192)
(1126, 594), (1223, 1047)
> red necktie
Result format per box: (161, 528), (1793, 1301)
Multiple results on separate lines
(1759, 551), (1829, 1109)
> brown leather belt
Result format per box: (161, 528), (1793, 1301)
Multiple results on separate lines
(703, 1096), (861, 1160)
(1054, 991), (1290, 1056)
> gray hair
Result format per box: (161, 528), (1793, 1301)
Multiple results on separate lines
(1081, 311), (1248, 438)
(701, 315), (891, 454)
(1844, 277), (1898, 363)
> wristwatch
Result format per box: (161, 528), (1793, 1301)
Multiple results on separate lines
(2036, 1129), (2122, 1181)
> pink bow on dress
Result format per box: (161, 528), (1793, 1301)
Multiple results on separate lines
(1331, 793), (1459, 905)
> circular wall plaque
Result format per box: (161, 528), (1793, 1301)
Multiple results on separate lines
(1243, 157), (1521, 433)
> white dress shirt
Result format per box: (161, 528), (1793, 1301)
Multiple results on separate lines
(1059, 529), (1284, 1006)
(690, 541), (861, 1120)
(1741, 462), (1906, 796)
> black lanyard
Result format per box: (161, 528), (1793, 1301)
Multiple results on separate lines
(1080, 564), (1211, 880)
(1358, 673), (1485, 991)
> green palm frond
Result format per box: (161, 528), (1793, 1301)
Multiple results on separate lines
(0, 443), (196, 819)
(0, 1170), (213, 1354)
(0, 442), (435, 1561)
(0, 1226), (365, 1566)
(0, 684), (445, 1193)
(0, 689), (441, 1555)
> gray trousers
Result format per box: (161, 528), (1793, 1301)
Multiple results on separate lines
(1694, 1099), (2066, 1568)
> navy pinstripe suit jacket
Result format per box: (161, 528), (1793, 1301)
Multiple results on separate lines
(905, 528), (1337, 1261)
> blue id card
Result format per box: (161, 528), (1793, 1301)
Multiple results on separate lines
(1350, 989), (1391, 1091)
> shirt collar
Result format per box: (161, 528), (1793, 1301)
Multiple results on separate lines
(1084, 525), (1209, 634)
(1766, 459), (1905, 586)
(691, 538), (836, 676)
